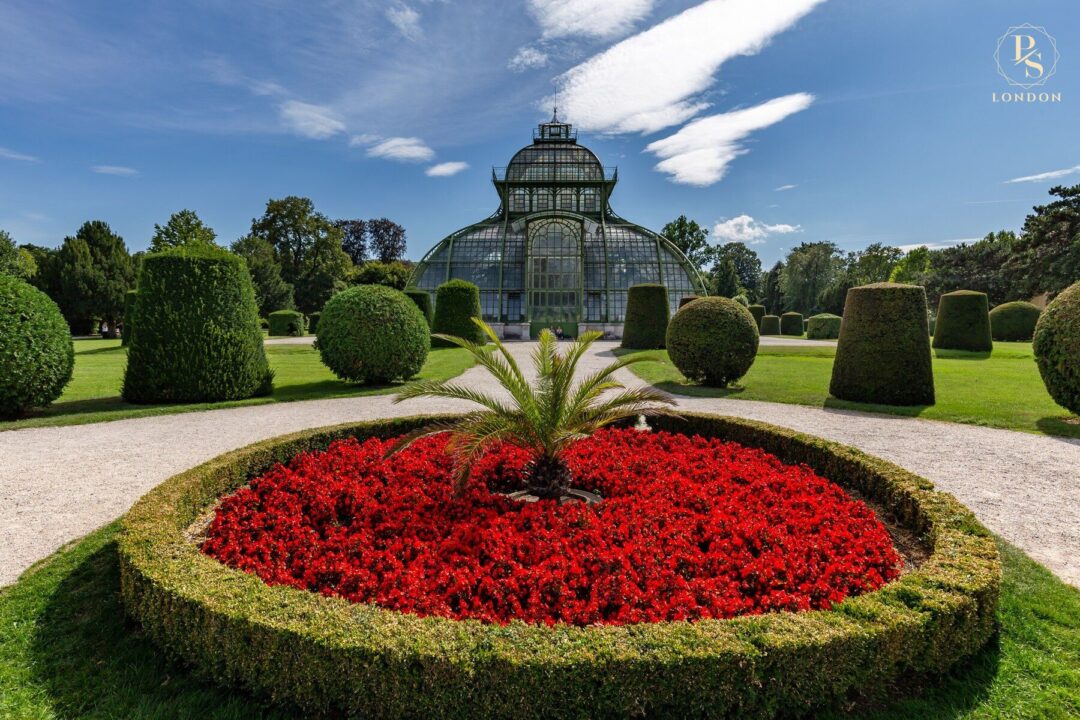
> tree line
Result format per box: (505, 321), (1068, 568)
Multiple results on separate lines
(2, 197), (412, 336)
(662, 184), (1080, 315)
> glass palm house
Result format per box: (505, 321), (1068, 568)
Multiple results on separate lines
(410, 115), (707, 339)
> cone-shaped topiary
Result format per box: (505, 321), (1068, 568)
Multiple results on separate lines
(666, 296), (759, 386)
(989, 301), (1041, 342)
(122, 245), (273, 403)
(677, 294), (701, 310)
(830, 283), (934, 406)
(317, 285), (429, 385)
(760, 314), (781, 335)
(1033, 281), (1080, 414)
(121, 289), (137, 346)
(268, 309), (306, 337)
(621, 284), (670, 349)
(780, 312), (804, 336)
(807, 313), (842, 340)
(404, 287), (434, 326)
(432, 280), (484, 347)
(932, 290), (992, 351)
(0, 275), (74, 418)
(307, 311), (321, 334)
(748, 304), (766, 328)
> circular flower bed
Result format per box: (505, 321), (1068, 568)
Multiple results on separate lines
(119, 414), (1000, 719)
(202, 429), (900, 626)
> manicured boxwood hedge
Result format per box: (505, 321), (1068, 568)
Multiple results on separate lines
(806, 313), (842, 340)
(119, 412), (998, 720)
(666, 297), (758, 386)
(780, 311), (804, 336)
(307, 311), (321, 334)
(268, 309), (306, 337)
(748, 304), (766, 328)
(432, 280), (484, 347)
(760, 314), (781, 335)
(1033, 281), (1080, 415)
(621, 284), (669, 349)
(830, 283), (935, 406)
(404, 287), (434, 326)
(0, 275), (74, 418)
(989, 301), (1041, 342)
(932, 290), (992, 352)
(122, 245), (273, 403)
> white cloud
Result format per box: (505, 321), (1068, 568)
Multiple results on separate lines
(508, 47), (549, 73)
(712, 215), (800, 244)
(1004, 164), (1080, 184)
(279, 101), (345, 139)
(386, 5), (422, 41)
(554, 0), (825, 133)
(0, 147), (39, 163)
(91, 165), (139, 176)
(645, 93), (813, 185)
(775, 184), (797, 191)
(897, 238), (979, 252)
(426, 161), (469, 177)
(365, 136), (435, 162)
(528, 0), (655, 40)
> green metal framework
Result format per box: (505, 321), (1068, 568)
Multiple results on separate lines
(410, 116), (707, 328)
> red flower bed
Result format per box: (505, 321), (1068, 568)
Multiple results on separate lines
(202, 429), (901, 626)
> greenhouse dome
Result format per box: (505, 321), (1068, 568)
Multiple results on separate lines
(410, 114), (707, 339)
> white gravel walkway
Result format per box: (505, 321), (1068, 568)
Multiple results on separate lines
(1, 341), (1077, 588)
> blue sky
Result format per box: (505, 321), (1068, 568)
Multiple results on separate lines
(0, 0), (1076, 265)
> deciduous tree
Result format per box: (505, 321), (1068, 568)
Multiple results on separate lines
(150, 209), (218, 252)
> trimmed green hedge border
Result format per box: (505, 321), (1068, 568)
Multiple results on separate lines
(119, 413), (999, 720)
(268, 309), (306, 337)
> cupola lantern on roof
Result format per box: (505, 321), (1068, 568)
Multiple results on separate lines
(410, 116), (707, 340)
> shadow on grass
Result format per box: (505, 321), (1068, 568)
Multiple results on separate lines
(29, 540), (289, 720)
(1035, 416), (1080, 442)
(73, 345), (127, 357)
(933, 349), (993, 361)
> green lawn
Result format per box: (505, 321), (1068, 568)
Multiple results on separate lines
(621, 342), (1080, 438)
(0, 523), (1076, 719)
(0, 339), (474, 431)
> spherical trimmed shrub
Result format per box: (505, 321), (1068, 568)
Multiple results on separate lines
(268, 309), (306, 337)
(989, 301), (1041, 342)
(748, 304), (766, 328)
(830, 283), (934, 406)
(666, 296), (758, 386)
(0, 275), (74, 418)
(317, 285), (429, 384)
(121, 289), (137, 346)
(122, 245), (273, 403)
(404, 287), (434, 326)
(621, 283), (670, 349)
(677, 294), (701, 310)
(932, 290), (992, 351)
(806, 313), (842, 339)
(760, 314), (781, 335)
(1033, 281), (1080, 414)
(432, 279), (484, 347)
(780, 311), (804, 336)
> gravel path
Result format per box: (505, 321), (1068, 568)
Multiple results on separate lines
(2, 341), (1077, 588)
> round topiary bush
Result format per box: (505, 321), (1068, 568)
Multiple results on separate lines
(760, 314), (781, 335)
(121, 289), (137, 346)
(119, 412), (999, 720)
(806, 313), (842, 339)
(404, 287), (434, 326)
(666, 296), (758, 386)
(677, 294), (701, 310)
(316, 285), (429, 384)
(830, 283), (934, 406)
(748, 304), (766, 328)
(432, 279), (484, 347)
(0, 275), (74, 418)
(621, 283), (670, 349)
(780, 311), (804, 336)
(989, 301), (1041, 342)
(1033, 281), (1080, 414)
(268, 309), (306, 337)
(122, 245), (273, 403)
(932, 290), (992, 351)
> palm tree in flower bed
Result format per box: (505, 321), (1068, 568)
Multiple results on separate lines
(389, 319), (677, 502)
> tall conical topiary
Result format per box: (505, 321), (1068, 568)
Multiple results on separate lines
(123, 245), (272, 403)
(432, 280), (484, 346)
(830, 283), (934, 406)
(932, 290), (992, 351)
(621, 284), (669, 349)
(748, 304), (766, 328)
